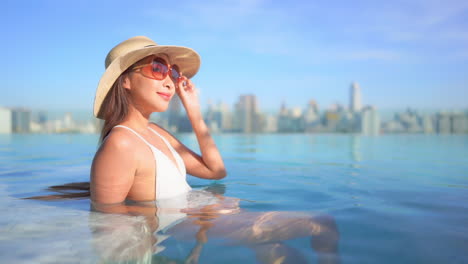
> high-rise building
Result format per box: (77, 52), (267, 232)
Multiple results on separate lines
(12, 108), (31, 133)
(0, 107), (12, 134)
(337, 110), (358, 133)
(361, 106), (380, 135)
(234, 95), (261, 133)
(304, 100), (319, 123)
(218, 102), (233, 132)
(436, 112), (451, 134)
(263, 114), (278, 133)
(397, 109), (422, 133)
(204, 100), (222, 133)
(451, 112), (468, 134)
(32, 110), (48, 124)
(324, 110), (340, 132)
(277, 102), (290, 133)
(168, 95), (182, 132)
(304, 100), (322, 133)
(63, 112), (74, 131)
(277, 102), (304, 133)
(350, 82), (362, 112)
(206, 101), (233, 133)
(422, 115), (434, 134)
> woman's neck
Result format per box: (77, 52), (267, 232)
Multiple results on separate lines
(120, 106), (152, 133)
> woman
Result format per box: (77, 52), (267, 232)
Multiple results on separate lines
(27, 36), (339, 263)
(91, 36), (226, 206)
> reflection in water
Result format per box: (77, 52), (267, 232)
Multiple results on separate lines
(89, 185), (340, 264)
(89, 213), (154, 263)
(233, 135), (259, 153)
(350, 135), (362, 163)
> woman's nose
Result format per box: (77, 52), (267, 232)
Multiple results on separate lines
(163, 75), (175, 90)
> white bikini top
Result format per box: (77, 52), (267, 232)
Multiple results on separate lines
(113, 125), (192, 200)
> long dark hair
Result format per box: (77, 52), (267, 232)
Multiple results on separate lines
(26, 71), (133, 200)
(23, 182), (91, 200)
(98, 72), (131, 143)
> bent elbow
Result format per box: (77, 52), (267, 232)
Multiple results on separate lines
(212, 168), (227, 180)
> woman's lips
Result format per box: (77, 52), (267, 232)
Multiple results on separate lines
(157, 92), (171, 101)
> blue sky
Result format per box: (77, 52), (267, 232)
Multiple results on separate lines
(2, 0), (468, 114)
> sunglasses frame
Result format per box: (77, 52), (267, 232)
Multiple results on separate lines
(131, 56), (181, 81)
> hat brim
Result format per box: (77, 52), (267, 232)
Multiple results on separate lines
(94, 45), (200, 119)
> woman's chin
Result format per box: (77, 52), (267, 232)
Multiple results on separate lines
(151, 105), (170, 113)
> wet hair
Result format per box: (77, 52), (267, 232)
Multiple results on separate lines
(23, 182), (90, 200)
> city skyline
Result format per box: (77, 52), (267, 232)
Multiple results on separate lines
(1, 86), (466, 123)
(2, 0), (468, 111)
(1, 81), (467, 135)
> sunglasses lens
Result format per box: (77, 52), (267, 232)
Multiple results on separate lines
(137, 58), (180, 81)
(149, 61), (168, 80)
(170, 68), (180, 80)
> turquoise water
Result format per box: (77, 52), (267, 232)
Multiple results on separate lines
(0, 134), (467, 263)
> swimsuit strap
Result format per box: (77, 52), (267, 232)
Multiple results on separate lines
(147, 127), (175, 152)
(113, 125), (184, 175)
(113, 125), (154, 149)
(147, 126), (184, 174)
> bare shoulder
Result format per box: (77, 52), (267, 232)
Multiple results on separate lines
(98, 128), (138, 154)
(92, 128), (139, 175)
(91, 128), (139, 204)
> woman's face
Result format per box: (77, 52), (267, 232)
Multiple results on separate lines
(124, 56), (178, 114)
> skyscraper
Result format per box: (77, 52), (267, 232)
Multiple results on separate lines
(361, 106), (380, 135)
(436, 113), (451, 134)
(452, 112), (468, 134)
(218, 102), (233, 132)
(350, 82), (362, 112)
(12, 108), (31, 133)
(304, 100), (322, 132)
(168, 95), (182, 132)
(234, 95), (260, 133)
(0, 107), (12, 134)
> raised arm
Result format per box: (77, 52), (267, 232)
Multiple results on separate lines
(152, 77), (226, 180)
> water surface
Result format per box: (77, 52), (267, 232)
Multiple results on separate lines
(0, 134), (467, 263)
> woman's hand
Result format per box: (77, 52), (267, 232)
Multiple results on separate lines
(181, 195), (241, 220)
(176, 75), (201, 114)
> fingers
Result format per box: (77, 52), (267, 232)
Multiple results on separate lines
(177, 74), (195, 92)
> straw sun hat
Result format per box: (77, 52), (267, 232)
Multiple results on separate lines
(93, 36), (201, 119)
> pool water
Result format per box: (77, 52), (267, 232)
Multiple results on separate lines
(0, 134), (467, 263)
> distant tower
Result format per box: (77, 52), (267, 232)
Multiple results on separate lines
(304, 100), (319, 123)
(361, 106), (380, 135)
(11, 108), (31, 133)
(350, 82), (362, 112)
(63, 112), (74, 130)
(304, 99), (321, 132)
(218, 102), (233, 132)
(279, 101), (288, 116)
(0, 107), (12, 134)
(168, 95), (182, 131)
(234, 95), (260, 133)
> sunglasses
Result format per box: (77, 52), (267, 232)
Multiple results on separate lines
(131, 57), (181, 81)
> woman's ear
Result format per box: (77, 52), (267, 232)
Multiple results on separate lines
(122, 75), (131, 90)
